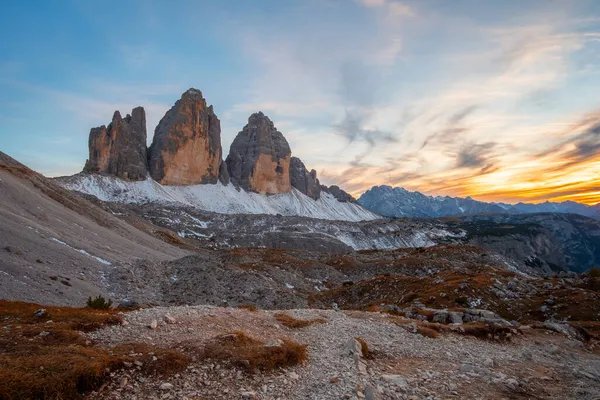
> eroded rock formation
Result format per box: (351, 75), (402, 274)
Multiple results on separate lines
(290, 157), (321, 200)
(148, 88), (227, 185)
(226, 112), (291, 194)
(83, 107), (148, 181)
(321, 185), (357, 203)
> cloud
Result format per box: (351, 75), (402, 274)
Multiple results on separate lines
(455, 142), (496, 169)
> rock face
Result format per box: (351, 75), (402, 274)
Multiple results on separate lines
(148, 89), (227, 186)
(83, 107), (148, 181)
(226, 112), (291, 194)
(290, 157), (321, 200)
(321, 185), (357, 203)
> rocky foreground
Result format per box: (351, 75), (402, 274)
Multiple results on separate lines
(86, 306), (600, 400)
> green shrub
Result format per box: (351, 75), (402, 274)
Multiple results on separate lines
(86, 295), (112, 309)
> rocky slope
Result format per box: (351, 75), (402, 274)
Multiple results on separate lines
(83, 107), (148, 181)
(0, 152), (186, 306)
(452, 213), (600, 273)
(148, 88), (227, 185)
(359, 185), (600, 219)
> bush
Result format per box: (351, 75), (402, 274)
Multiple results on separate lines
(86, 295), (113, 309)
(589, 267), (600, 278)
(274, 313), (327, 328)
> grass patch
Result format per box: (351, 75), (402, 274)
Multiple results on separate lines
(274, 313), (327, 328)
(355, 337), (371, 358)
(417, 326), (440, 338)
(237, 304), (259, 312)
(203, 331), (307, 372)
(0, 300), (188, 399)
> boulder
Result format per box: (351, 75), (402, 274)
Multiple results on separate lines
(83, 107), (148, 180)
(226, 112), (291, 194)
(290, 156), (321, 199)
(149, 88), (226, 185)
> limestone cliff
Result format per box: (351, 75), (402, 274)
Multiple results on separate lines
(226, 112), (291, 194)
(148, 88), (227, 185)
(83, 107), (147, 181)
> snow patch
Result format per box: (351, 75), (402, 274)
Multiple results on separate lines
(58, 174), (380, 222)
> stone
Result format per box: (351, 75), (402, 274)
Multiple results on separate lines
(120, 377), (129, 387)
(432, 310), (449, 324)
(159, 382), (173, 391)
(134, 360), (144, 367)
(149, 319), (158, 330)
(149, 88), (226, 185)
(240, 390), (258, 399)
(364, 385), (379, 400)
(118, 299), (140, 309)
(505, 378), (519, 391)
(84, 107), (148, 181)
(543, 282), (553, 289)
(289, 156), (321, 199)
(226, 112), (291, 194)
(543, 321), (580, 338)
(448, 311), (464, 324)
(380, 374), (408, 391)
(163, 314), (176, 324)
(33, 308), (47, 318)
(347, 338), (363, 358)
(483, 358), (495, 368)
(288, 371), (300, 380)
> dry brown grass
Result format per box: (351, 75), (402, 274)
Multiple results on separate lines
(355, 337), (370, 358)
(237, 304), (259, 312)
(0, 300), (189, 400)
(274, 313), (327, 328)
(417, 326), (440, 338)
(203, 331), (307, 372)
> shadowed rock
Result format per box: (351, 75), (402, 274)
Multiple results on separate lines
(290, 157), (321, 200)
(321, 185), (357, 203)
(83, 107), (148, 181)
(149, 88), (227, 185)
(226, 112), (291, 194)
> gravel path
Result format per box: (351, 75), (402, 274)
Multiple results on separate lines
(87, 306), (600, 400)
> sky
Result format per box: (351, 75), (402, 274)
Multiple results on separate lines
(1, 0), (600, 204)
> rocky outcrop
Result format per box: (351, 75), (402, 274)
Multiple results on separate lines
(83, 107), (148, 181)
(290, 157), (321, 200)
(226, 112), (291, 194)
(321, 185), (357, 203)
(149, 88), (227, 186)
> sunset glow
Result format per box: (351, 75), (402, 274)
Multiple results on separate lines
(1, 1), (599, 205)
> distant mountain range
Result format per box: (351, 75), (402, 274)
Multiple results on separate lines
(358, 185), (600, 220)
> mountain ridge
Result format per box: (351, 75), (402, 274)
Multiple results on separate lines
(358, 184), (600, 220)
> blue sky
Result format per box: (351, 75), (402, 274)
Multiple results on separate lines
(2, 0), (600, 203)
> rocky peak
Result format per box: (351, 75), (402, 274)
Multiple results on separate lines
(290, 157), (321, 200)
(148, 88), (228, 185)
(226, 112), (291, 194)
(321, 185), (357, 203)
(83, 106), (148, 181)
